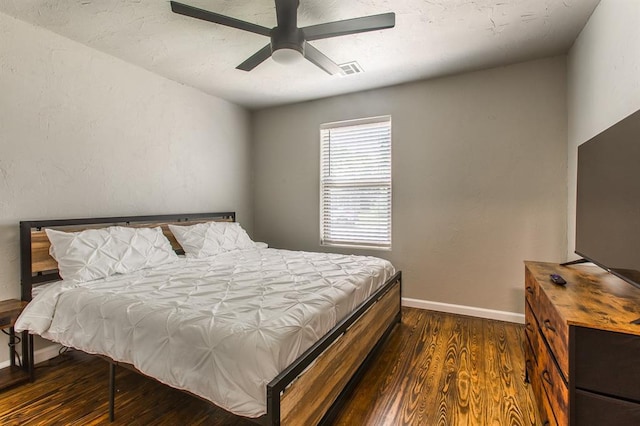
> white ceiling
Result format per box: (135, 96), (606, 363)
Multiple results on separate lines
(0, 0), (599, 109)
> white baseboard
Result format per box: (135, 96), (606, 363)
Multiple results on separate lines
(402, 297), (525, 324)
(0, 343), (62, 370)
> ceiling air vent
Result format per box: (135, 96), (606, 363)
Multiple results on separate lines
(339, 61), (364, 75)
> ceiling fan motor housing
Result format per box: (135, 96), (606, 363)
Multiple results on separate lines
(271, 26), (305, 55)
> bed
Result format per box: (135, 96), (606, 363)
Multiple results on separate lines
(16, 212), (401, 425)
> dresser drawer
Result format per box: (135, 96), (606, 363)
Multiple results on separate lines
(525, 271), (540, 313)
(525, 338), (558, 426)
(527, 309), (568, 426)
(574, 389), (640, 426)
(574, 327), (640, 402)
(530, 280), (569, 381)
(524, 302), (541, 360)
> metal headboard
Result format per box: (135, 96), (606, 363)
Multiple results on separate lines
(19, 212), (236, 302)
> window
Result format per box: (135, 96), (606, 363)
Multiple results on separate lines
(320, 116), (392, 249)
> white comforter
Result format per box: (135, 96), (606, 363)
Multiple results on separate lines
(16, 247), (395, 417)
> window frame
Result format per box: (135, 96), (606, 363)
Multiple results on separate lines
(319, 115), (392, 251)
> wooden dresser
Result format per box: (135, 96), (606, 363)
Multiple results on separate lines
(524, 261), (640, 426)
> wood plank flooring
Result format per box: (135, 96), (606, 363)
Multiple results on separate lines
(0, 308), (540, 425)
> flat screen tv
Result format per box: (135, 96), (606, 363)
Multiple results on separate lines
(575, 108), (640, 289)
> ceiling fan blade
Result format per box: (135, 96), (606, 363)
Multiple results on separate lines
(274, 0), (299, 28)
(236, 44), (273, 71)
(171, 1), (271, 37)
(303, 42), (343, 75)
(303, 12), (395, 41)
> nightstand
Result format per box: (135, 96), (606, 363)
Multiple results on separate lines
(0, 299), (30, 390)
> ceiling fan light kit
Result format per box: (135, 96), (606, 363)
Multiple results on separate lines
(170, 0), (395, 75)
(272, 48), (303, 64)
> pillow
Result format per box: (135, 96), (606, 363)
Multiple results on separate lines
(167, 222), (210, 258)
(46, 226), (178, 282)
(169, 221), (256, 258)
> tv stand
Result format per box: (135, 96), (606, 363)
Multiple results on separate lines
(524, 261), (640, 425)
(560, 258), (589, 267)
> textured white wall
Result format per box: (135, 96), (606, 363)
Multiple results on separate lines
(566, 0), (640, 258)
(252, 57), (568, 315)
(0, 13), (251, 362)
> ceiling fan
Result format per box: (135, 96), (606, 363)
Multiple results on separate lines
(170, 1), (395, 75)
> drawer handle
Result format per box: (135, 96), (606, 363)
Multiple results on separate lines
(525, 322), (534, 332)
(526, 286), (534, 294)
(543, 421), (550, 426)
(543, 319), (556, 333)
(542, 370), (553, 386)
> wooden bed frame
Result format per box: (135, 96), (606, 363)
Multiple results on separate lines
(19, 212), (402, 425)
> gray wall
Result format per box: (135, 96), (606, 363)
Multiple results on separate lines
(0, 13), (252, 363)
(567, 0), (640, 258)
(252, 56), (568, 315)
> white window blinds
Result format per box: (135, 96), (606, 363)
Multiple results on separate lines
(320, 116), (392, 249)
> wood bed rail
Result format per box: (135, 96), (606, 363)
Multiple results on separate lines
(267, 271), (402, 425)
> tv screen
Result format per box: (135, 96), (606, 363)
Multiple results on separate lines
(576, 109), (640, 288)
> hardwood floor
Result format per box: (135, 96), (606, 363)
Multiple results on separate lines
(332, 308), (539, 425)
(0, 308), (540, 425)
